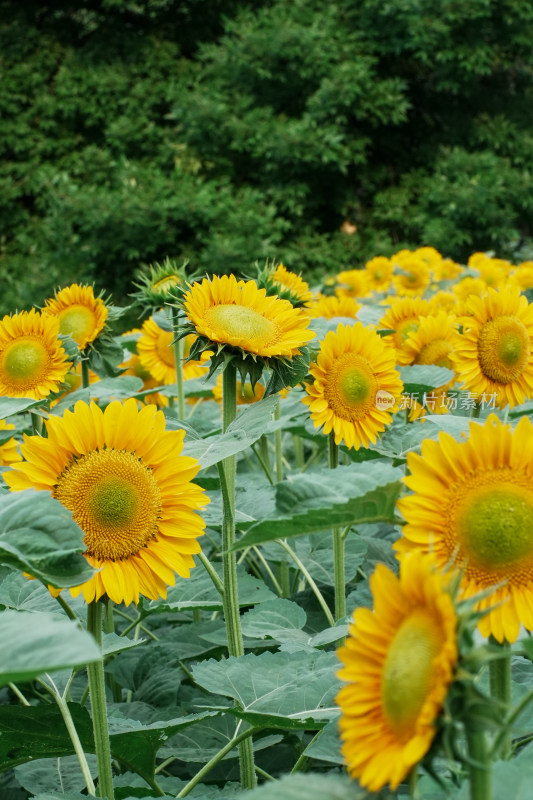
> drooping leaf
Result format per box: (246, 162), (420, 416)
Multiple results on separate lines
(302, 719), (343, 765)
(0, 490), (94, 587)
(14, 754), (98, 796)
(231, 462), (403, 549)
(0, 610), (100, 687)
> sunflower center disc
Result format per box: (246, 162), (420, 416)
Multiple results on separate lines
(205, 304), (278, 349)
(324, 353), (379, 420)
(54, 448), (162, 561)
(477, 315), (529, 384)
(3, 339), (49, 384)
(381, 609), (441, 736)
(58, 305), (96, 346)
(415, 339), (453, 368)
(457, 483), (533, 570)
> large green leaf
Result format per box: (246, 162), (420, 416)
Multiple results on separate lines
(14, 755), (97, 796)
(181, 395), (278, 469)
(0, 490), (94, 587)
(154, 563), (275, 612)
(302, 719), (343, 765)
(240, 598), (307, 642)
(0, 704), (218, 783)
(0, 397), (41, 420)
(192, 650), (340, 728)
(399, 365), (455, 394)
(231, 462), (403, 549)
(0, 610), (100, 686)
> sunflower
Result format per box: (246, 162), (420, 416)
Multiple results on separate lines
(120, 348), (168, 408)
(336, 553), (457, 792)
(452, 276), (487, 306)
(5, 399), (208, 605)
(132, 257), (186, 309)
(306, 293), (361, 320)
(392, 253), (431, 296)
(428, 290), (457, 315)
(336, 269), (369, 299)
(396, 414), (533, 643)
(272, 263), (313, 305)
(44, 284), (108, 350)
(364, 256), (393, 294)
(137, 318), (209, 385)
(402, 311), (457, 369)
(0, 309), (70, 400)
(511, 262), (533, 292)
(0, 421), (21, 467)
(450, 285), (533, 408)
(432, 259), (462, 282)
(303, 322), (403, 449)
(378, 297), (433, 365)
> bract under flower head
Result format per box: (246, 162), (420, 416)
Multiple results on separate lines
(396, 414), (533, 643)
(5, 399), (209, 605)
(336, 552), (458, 791)
(0, 309), (70, 399)
(133, 257), (188, 310)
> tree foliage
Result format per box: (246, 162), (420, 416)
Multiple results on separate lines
(2, 0), (533, 314)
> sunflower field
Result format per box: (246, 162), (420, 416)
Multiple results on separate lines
(2, 250), (533, 800)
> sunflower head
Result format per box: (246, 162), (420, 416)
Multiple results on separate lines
(450, 285), (533, 409)
(306, 292), (361, 320)
(177, 274), (315, 395)
(396, 413), (533, 643)
(253, 259), (313, 307)
(336, 552), (458, 791)
(5, 398), (209, 605)
(0, 420), (21, 467)
(0, 309), (71, 400)
(132, 257), (189, 310)
(303, 322), (403, 449)
(43, 284), (108, 351)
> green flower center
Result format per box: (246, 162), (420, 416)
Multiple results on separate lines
(457, 484), (533, 571)
(382, 609), (441, 735)
(477, 315), (529, 384)
(3, 339), (49, 385)
(54, 448), (162, 561)
(324, 353), (379, 420)
(205, 304), (278, 349)
(58, 305), (96, 346)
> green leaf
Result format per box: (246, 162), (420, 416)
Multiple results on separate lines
(0, 397), (42, 420)
(399, 365), (455, 394)
(0, 569), (64, 614)
(231, 462), (403, 549)
(302, 719), (343, 765)
(0, 490), (94, 588)
(0, 610), (100, 686)
(239, 772), (368, 799)
(192, 650), (340, 727)
(0, 704), (218, 783)
(295, 534), (367, 587)
(240, 598), (307, 641)
(182, 395), (278, 469)
(154, 563), (275, 612)
(15, 755), (97, 796)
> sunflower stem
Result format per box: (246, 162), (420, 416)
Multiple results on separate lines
(170, 307), (186, 421)
(81, 359), (91, 390)
(293, 434), (304, 470)
(466, 729), (492, 800)
(219, 360), (256, 790)
(328, 433), (346, 626)
(279, 539), (335, 628)
(471, 401), (482, 419)
(408, 765), (419, 799)
(86, 600), (115, 800)
(489, 638), (512, 758)
(103, 600), (122, 703)
(274, 397), (283, 482)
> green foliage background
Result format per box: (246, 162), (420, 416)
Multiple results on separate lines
(2, 0), (533, 315)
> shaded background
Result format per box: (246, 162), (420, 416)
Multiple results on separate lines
(2, 0), (533, 315)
